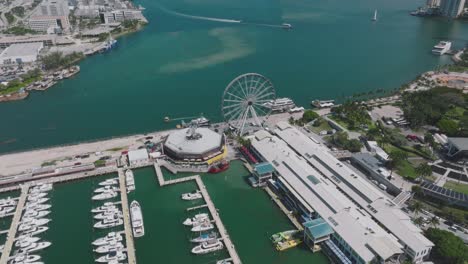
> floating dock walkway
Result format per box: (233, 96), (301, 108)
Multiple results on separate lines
(187, 204), (208, 211)
(153, 162), (242, 264)
(0, 184), (30, 264)
(118, 169), (137, 264)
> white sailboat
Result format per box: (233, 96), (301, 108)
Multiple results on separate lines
(372, 9), (378, 21)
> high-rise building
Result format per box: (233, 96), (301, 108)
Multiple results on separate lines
(440, 0), (466, 18)
(426, 0), (441, 7)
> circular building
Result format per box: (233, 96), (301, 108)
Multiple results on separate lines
(163, 127), (227, 165)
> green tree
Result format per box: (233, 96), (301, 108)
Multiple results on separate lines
(425, 228), (468, 264)
(301, 110), (319, 123)
(437, 118), (460, 136)
(430, 216), (440, 228)
(388, 150), (408, 177)
(414, 216), (424, 227)
(412, 201), (423, 216)
(345, 139), (363, 153)
(415, 163), (432, 182)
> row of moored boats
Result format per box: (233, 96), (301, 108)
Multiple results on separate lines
(10, 183), (53, 264)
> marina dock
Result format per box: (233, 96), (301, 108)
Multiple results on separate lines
(153, 162), (242, 264)
(118, 169), (137, 264)
(0, 184), (30, 264)
(264, 186), (303, 231)
(187, 204), (208, 211)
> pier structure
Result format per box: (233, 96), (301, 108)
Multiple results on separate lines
(0, 184), (30, 264)
(153, 162), (242, 264)
(264, 186), (303, 231)
(118, 169), (137, 264)
(187, 204), (208, 211)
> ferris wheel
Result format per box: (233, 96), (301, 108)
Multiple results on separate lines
(221, 73), (276, 135)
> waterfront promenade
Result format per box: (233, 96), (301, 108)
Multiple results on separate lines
(0, 184), (30, 264)
(118, 169), (137, 264)
(153, 162), (242, 264)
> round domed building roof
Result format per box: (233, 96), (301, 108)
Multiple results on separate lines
(163, 127), (224, 159)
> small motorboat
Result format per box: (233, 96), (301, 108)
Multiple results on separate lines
(181, 191), (202, 201)
(94, 241), (124, 254)
(190, 232), (218, 243)
(92, 232), (123, 246)
(92, 191), (118, 201)
(191, 222), (214, 232)
(91, 202), (116, 213)
(95, 251), (127, 263)
(94, 186), (119, 193)
(99, 178), (119, 186)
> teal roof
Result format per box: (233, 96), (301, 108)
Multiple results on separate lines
(304, 218), (334, 239)
(254, 162), (275, 175)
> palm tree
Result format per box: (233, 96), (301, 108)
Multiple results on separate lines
(415, 163), (433, 182)
(388, 150), (408, 178)
(430, 216), (440, 228)
(414, 216), (424, 227)
(412, 201), (423, 216)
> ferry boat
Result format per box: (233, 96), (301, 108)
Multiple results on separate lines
(130, 201), (145, 237)
(93, 232), (123, 246)
(191, 239), (224, 254)
(271, 230), (300, 243)
(183, 213), (209, 226)
(190, 231), (218, 243)
(281, 23), (293, 29)
(208, 161), (229, 174)
(270, 230), (302, 251)
(262, 98), (295, 112)
(95, 251), (127, 263)
(181, 191), (202, 201)
(432, 41), (452, 55)
(191, 222), (214, 232)
(311, 99), (335, 108)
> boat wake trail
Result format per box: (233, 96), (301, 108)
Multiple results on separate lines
(241, 22), (283, 28)
(156, 3), (241, 24)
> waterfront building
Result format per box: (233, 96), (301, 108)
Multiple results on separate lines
(162, 126), (227, 166)
(29, 0), (70, 32)
(100, 9), (145, 24)
(249, 162), (275, 187)
(0, 35), (60, 49)
(440, 0), (466, 17)
(0, 43), (43, 65)
(249, 122), (433, 263)
(426, 0), (441, 7)
(128, 149), (149, 165)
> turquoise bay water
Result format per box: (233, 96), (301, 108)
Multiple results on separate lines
(1, 0), (467, 153)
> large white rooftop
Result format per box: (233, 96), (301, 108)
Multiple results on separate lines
(251, 130), (403, 262)
(0, 43), (43, 60)
(272, 121), (434, 253)
(164, 127), (223, 156)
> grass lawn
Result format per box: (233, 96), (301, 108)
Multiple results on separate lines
(382, 144), (418, 158)
(308, 121), (333, 134)
(444, 181), (468, 195)
(396, 160), (418, 179)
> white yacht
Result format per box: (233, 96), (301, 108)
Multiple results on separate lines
(191, 117), (210, 127)
(432, 41), (452, 55)
(0, 206), (16, 216)
(130, 201), (144, 237)
(181, 191), (202, 201)
(23, 210), (50, 219)
(8, 254), (42, 264)
(94, 210), (122, 220)
(183, 213), (210, 226)
(92, 190), (118, 201)
(216, 259), (233, 264)
(94, 186), (119, 193)
(26, 198), (49, 205)
(99, 178), (119, 186)
(17, 242), (51, 253)
(95, 251), (127, 263)
(0, 197), (17, 206)
(125, 170), (135, 193)
(27, 193), (47, 201)
(24, 204), (51, 211)
(92, 232), (123, 246)
(190, 232), (218, 243)
(191, 222), (214, 232)
(29, 184), (52, 193)
(91, 203), (116, 213)
(15, 236), (41, 248)
(18, 226), (48, 236)
(94, 216), (123, 229)
(94, 241), (125, 254)
(262, 98), (295, 112)
(18, 219), (51, 232)
(191, 239), (224, 254)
